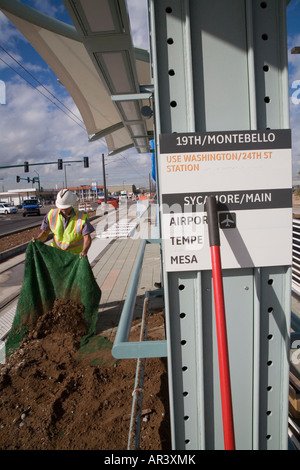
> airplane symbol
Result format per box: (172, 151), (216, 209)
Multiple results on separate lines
(219, 212), (236, 229)
(222, 215), (235, 227)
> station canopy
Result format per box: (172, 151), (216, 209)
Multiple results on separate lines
(0, 0), (153, 155)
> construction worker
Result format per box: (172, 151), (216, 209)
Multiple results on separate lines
(32, 189), (95, 258)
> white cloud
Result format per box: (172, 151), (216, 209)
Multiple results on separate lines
(0, 12), (28, 48)
(288, 31), (300, 178)
(0, 79), (150, 190)
(0, 2), (153, 191)
(24, 0), (64, 19)
(127, 0), (149, 50)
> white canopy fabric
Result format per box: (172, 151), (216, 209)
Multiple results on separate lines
(0, 0), (153, 155)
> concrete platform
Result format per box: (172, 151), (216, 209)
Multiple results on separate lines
(92, 236), (162, 341)
(90, 204), (162, 340)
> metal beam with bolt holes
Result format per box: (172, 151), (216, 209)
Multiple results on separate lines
(149, 0), (291, 450)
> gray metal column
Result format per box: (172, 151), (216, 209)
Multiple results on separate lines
(149, 0), (291, 449)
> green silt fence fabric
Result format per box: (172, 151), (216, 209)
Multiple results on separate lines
(6, 241), (101, 355)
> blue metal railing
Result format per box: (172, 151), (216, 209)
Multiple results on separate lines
(127, 289), (160, 449)
(112, 238), (167, 359)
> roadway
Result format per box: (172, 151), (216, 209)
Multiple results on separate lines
(0, 210), (46, 236)
(0, 203), (98, 236)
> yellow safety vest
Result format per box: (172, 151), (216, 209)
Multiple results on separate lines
(48, 208), (88, 254)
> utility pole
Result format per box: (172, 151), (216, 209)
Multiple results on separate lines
(64, 163), (71, 188)
(16, 175), (40, 202)
(102, 153), (107, 203)
(33, 171), (41, 202)
(33, 177), (41, 202)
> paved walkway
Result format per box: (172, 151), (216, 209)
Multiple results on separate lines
(90, 210), (162, 340)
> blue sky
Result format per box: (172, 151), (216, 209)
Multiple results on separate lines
(0, 0), (150, 191)
(0, 1), (300, 191)
(287, 0), (300, 180)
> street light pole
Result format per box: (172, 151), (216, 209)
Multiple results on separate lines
(34, 171), (41, 202)
(102, 153), (107, 203)
(64, 163), (72, 188)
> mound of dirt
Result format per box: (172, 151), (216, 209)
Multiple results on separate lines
(0, 299), (170, 450)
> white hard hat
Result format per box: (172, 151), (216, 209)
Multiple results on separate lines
(56, 189), (77, 209)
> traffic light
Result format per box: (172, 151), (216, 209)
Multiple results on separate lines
(83, 156), (89, 168)
(24, 161), (29, 172)
(16, 176), (20, 183)
(27, 177), (30, 183)
(58, 158), (63, 170)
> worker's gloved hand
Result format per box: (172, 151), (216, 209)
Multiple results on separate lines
(80, 251), (88, 259)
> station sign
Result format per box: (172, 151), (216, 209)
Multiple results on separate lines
(159, 129), (292, 271)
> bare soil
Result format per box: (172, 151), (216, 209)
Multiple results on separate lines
(0, 221), (170, 450)
(0, 226), (41, 253)
(0, 298), (170, 450)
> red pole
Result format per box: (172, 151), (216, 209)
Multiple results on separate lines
(206, 196), (235, 450)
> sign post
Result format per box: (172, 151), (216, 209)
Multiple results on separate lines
(206, 195), (235, 450)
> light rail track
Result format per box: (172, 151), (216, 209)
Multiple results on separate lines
(0, 299), (18, 341)
(0, 290), (21, 313)
(0, 259), (25, 340)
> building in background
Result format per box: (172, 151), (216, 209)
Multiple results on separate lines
(0, 184), (144, 206)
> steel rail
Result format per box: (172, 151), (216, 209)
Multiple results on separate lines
(112, 238), (167, 359)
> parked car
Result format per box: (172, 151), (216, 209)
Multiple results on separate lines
(0, 202), (18, 214)
(97, 196), (119, 209)
(22, 199), (40, 216)
(78, 202), (94, 213)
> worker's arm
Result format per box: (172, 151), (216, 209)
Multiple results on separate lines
(80, 234), (92, 258)
(32, 229), (51, 243)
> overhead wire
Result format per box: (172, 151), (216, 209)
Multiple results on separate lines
(0, 45), (86, 130)
(0, 46), (150, 185)
(104, 152), (149, 185)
